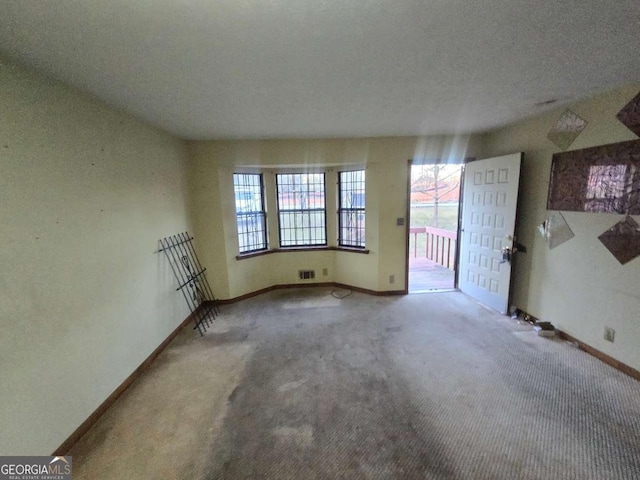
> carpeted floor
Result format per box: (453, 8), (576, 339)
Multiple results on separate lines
(69, 288), (640, 479)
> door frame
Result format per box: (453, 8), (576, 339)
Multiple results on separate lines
(453, 162), (466, 289)
(404, 157), (474, 294)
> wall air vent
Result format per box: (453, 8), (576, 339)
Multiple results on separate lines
(299, 270), (315, 280)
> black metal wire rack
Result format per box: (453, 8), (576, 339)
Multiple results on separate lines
(158, 232), (219, 335)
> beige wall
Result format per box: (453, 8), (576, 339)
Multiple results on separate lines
(484, 83), (640, 371)
(0, 61), (192, 454)
(8, 50), (636, 457)
(188, 135), (483, 299)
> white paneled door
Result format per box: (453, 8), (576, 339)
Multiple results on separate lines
(458, 153), (522, 314)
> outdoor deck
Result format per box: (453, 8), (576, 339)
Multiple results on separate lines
(409, 256), (455, 292)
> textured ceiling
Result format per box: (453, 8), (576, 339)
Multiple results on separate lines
(1, 0), (639, 140)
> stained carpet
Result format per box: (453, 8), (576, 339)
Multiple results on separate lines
(69, 288), (640, 479)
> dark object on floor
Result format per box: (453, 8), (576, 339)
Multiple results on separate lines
(158, 232), (220, 335)
(534, 320), (556, 337)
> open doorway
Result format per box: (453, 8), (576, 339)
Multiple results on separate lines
(407, 161), (463, 292)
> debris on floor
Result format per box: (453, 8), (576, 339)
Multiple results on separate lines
(510, 307), (538, 326)
(510, 307), (556, 337)
(534, 321), (556, 337)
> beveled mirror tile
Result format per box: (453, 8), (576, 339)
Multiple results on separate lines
(538, 211), (574, 249)
(616, 90), (640, 137)
(547, 109), (588, 151)
(598, 216), (640, 265)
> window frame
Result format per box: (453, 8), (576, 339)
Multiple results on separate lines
(338, 169), (366, 249)
(275, 172), (328, 248)
(233, 172), (268, 254)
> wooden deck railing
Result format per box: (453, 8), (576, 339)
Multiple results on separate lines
(409, 226), (457, 270)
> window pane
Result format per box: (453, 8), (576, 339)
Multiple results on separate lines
(338, 170), (366, 248)
(233, 173), (267, 253)
(276, 173), (327, 247)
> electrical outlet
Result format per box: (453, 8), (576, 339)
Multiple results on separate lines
(389, 274), (395, 284)
(322, 268), (328, 276)
(604, 327), (615, 343)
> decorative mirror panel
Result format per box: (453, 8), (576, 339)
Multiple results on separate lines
(547, 139), (640, 214)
